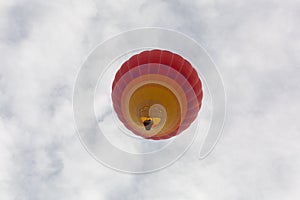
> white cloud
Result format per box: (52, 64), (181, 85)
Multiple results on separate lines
(0, 0), (300, 199)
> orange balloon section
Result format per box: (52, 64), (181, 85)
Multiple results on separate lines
(112, 49), (203, 140)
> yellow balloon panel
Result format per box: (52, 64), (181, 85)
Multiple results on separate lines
(129, 83), (181, 137)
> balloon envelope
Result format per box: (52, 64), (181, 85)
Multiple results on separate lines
(112, 49), (203, 140)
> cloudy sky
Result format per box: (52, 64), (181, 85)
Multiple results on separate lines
(1, 0), (300, 199)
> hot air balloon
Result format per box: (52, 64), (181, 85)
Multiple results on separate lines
(112, 49), (203, 140)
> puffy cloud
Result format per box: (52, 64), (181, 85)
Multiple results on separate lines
(0, 0), (300, 199)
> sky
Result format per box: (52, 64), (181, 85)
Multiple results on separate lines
(1, 0), (300, 199)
